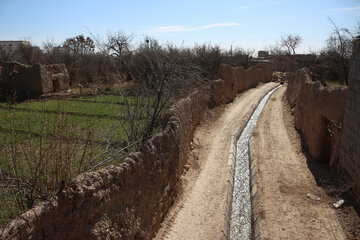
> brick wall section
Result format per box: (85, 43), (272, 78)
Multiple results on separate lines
(286, 68), (348, 162)
(340, 37), (360, 201)
(0, 61), (69, 97)
(0, 64), (273, 240)
(214, 62), (274, 105)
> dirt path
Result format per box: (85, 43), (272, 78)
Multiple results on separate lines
(251, 86), (352, 239)
(154, 82), (279, 240)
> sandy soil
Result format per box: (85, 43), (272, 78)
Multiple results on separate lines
(252, 86), (360, 239)
(154, 82), (279, 240)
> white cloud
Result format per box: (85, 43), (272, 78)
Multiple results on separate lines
(152, 22), (241, 33)
(338, 6), (360, 11)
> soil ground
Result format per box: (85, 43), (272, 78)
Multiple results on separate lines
(154, 82), (279, 240)
(154, 84), (360, 240)
(252, 86), (360, 240)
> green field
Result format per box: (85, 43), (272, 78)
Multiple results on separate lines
(0, 96), (139, 117)
(69, 94), (139, 103)
(0, 94), (151, 226)
(0, 95), (152, 144)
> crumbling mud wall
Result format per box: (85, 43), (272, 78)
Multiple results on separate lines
(214, 62), (274, 105)
(1, 64), (274, 240)
(286, 68), (348, 163)
(339, 37), (360, 201)
(0, 61), (69, 97)
(43, 64), (70, 92)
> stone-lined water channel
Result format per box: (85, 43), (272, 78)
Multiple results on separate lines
(230, 85), (281, 240)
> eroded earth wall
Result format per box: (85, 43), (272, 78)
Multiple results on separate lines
(214, 62), (273, 105)
(339, 37), (360, 201)
(286, 68), (348, 163)
(1, 63), (273, 240)
(0, 61), (69, 97)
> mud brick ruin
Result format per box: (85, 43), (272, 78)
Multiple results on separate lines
(0, 61), (69, 97)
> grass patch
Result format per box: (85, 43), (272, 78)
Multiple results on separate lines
(71, 94), (138, 103)
(0, 108), (128, 144)
(0, 94), (150, 227)
(2, 100), (131, 117)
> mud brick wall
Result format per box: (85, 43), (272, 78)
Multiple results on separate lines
(214, 62), (274, 105)
(339, 37), (360, 201)
(286, 68), (348, 163)
(43, 64), (69, 92)
(1, 64), (274, 240)
(0, 61), (69, 96)
(1, 62), (44, 95)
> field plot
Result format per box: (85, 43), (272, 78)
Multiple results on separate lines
(0, 95), (135, 144)
(0, 94), (152, 226)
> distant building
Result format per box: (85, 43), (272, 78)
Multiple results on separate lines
(0, 41), (30, 55)
(258, 50), (269, 59)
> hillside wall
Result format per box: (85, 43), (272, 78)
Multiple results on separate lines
(1, 63), (274, 240)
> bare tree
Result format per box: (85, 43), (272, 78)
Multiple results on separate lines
(280, 34), (302, 55)
(42, 38), (62, 64)
(105, 31), (133, 57)
(191, 44), (222, 78)
(266, 43), (287, 55)
(325, 18), (355, 85)
(42, 39), (55, 55)
(87, 33), (208, 143)
(125, 38), (207, 140)
(104, 31), (133, 82)
(12, 42), (43, 64)
(62, 35), (95, 56)
(0, 46), (12, 63)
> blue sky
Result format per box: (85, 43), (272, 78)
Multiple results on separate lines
(0, 0), (359, 53)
